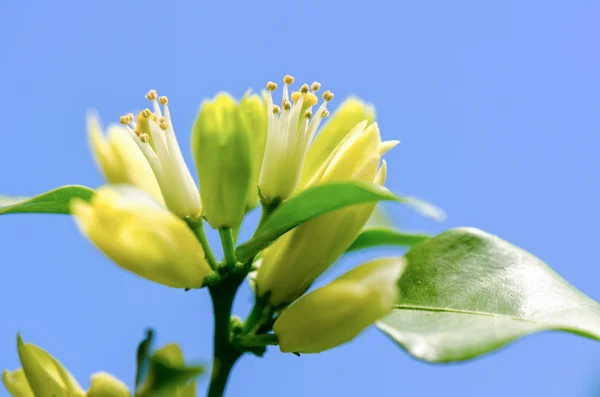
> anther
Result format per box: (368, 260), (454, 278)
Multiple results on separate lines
(159, 121), (169, 131)
(159, 116), (166, 124)
(311, 82), (321, 92)
(139, 133), (150, 143)
(300, 83), (309, 94)
(266, 81), (277, 91)
(145, 90), (157, 101)
(158, 96), (168, 105)
(290, 92), (301, 103)
(304, 110), (313, 119)
(272, 105), (281, 114)
(119, 115), (130, 124)
(141, 109), (152, 118)
(282, 99), (291, 111)
(321, 109), (330, 118)
(322, 90), (334, 101)
(283, 75), (294, 85)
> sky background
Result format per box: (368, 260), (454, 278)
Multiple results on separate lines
(1, 1), (600, 396)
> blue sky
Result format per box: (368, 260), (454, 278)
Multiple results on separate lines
(1, 1), (600, 396)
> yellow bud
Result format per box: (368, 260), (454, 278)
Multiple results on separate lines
(192, 93), (253, 228)
(239, 93), (268, 211)
(71, 186), (212, 289)
(256, 122), (390, 306)
(15, 335), (85, 397)
(274, 258), (405, 353)
(87, 372), (130, 397)
(2, 369), (34, 397)
(87, 114), (164, 205)
(299, 97), (375, 187)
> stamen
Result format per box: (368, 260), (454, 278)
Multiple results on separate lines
(119, 115), (132, 124)
(126, 113), (134, 120)
(159, 117), (166, 124)
(321, 109), (330, 118)
(282, 99), (291, 111)
(322, 91), (334, 101)
(311, 82), (321, 92)
(145, 90), (157, 101)
(303, 92), (318, 107)
(267, 81), (277, 91)
(304, 110), (313, 119)
(283, 75), (294, 85)
(272, 105), (281, 115)
(139, 133), (150, 143)
(300, 83), (309, 94)
(141, 109), (152, 118)
(158, 96), (168, 105)
(159, 121), (169, 131)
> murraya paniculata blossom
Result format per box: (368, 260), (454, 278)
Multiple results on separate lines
(71, 186), (212, 289)
(255, 119), (399, 307)
(258, 76), (334, 205)
(192, 93), (258, 229)
(3, 336), (85, 397)
(89, 90), (202, 219)
(273, 258), (405, 353)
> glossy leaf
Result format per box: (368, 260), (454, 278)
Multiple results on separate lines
(235, 181), (399, 263)
(377, 227), (600, 362)
(0, 185), (94, 215)
(346, 228), (430, 253)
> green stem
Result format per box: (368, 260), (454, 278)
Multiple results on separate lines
(187, 218), (218, 270)
(207, 277), (244, 397)
(240, 297), (269, 335)
(219, 228), (237, 268)
(235, 333), (279, 349)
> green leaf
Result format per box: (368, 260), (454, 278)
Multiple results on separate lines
(135, 329), (154, 387)
(346, 228), (430, 253)
(136, 343), (203, 397)
(236, 181), (400, 263)
(0, 185), (95, 215)
(377, 227), (600, 362)
(137, 358), (203, 397)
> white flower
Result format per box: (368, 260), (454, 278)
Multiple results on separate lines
(258, 76), (334, 204)
(119, 90), (201, 218)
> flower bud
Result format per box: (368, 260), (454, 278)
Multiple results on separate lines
(274, 257), (405, 353)
(7, 335), (85, 397)
(239, 94), (268, 211)
(256, 122), (398, 306)
(2, 369), (33, 397)
(299, 97), (375, 187)
(87, 115), (164, 205)
(71, 186), (212, 289)
(87, 372), (130, 397)
(192, 93), (253, 228)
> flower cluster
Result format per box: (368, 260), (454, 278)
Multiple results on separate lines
(4, 75), (405, 396)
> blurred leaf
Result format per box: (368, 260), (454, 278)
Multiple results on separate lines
(236, 181), (402, 263)
(136, 343), (202, 397)
(136, 357), (203, 397)
(377, 227), (600, 362)
(135, 329), (154, 387)
(0, 185), (94, 215)
(364, 204), (396, 229)
(346, 228), (430, 253)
